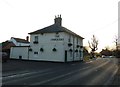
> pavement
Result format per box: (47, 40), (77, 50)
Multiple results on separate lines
(2, 58), (119, 86)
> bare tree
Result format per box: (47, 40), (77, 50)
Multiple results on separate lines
(114, 35), (120, 58)
(88, 35), (98, 58)
(114, 35), (118, 50)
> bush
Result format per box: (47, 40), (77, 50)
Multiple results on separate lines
(116, 50), (120, 58)
(83, 56), (91, 62)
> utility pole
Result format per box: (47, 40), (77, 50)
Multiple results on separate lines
(115, 38), (118, 51)
(114, 36), (120, 58)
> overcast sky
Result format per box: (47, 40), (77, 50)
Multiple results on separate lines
(0, 0), (119, 52)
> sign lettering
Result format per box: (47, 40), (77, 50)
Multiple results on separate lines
(51, 38), (64, 41)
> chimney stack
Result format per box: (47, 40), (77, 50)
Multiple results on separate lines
(26, 36), (29, 41)
(54, 14), (62, 26)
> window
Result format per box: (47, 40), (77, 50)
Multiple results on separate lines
(76, 52), (78, 57)
(34, 52), (38, 54)
(70, 51), (72, 57)
(68, 35), (71, 42)
(33, 36), (38, 44)
(77, 38), (78, 44)
(79, 50), (81, 58)
(35, 36), (38, 42)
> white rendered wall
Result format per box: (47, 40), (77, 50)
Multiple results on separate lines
(63, 32), (83, 61)
(17, 42), (30, 46)
(29, 32), (83, 62)
(29, 32), (65, 62)
(10, 47), (29, 60)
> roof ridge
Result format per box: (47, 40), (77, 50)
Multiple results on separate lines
(28, 24), (84, 39)
(11, 37), (30, 43)
(12, 37), (26, 40)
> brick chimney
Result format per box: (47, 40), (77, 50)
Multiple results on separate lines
(26, 36), (29, 41)
(54, 15), (62, 26)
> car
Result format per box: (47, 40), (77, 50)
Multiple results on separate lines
(102, 55), (114, 58)
(0, 52), (8, 62)
(109, 56), (115, 58)
(102, 55), (105, 58)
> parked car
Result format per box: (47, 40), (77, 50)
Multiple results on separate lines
(109, 56), (115, 58)
(102, 55), (114, 58)
(0, 52), (8, 62)
(102, 55), (105, 58)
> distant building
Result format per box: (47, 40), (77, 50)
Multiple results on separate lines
(10, 15), (84, 62)
(2, 37), (30, 58)
(2, 41), (15, 51)
(10, 37), (30, 46)
(2, 41), (15, 58)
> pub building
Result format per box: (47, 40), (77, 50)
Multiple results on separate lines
(10, 15), (84, 62)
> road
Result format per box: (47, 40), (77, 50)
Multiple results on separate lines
(2, 58), (118, 86)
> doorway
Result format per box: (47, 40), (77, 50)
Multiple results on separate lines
(65, 50), (67, 62)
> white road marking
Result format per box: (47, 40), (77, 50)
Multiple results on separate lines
(3, 65), (77, 84)
(3, 68), (51, 79)
(104, 65), (119, 85)
(3, 59), (113, 85)
(86, 64), (118, 85)
(54, 60), (111, 85)
(3, 68), (59, 85)
(31, 66), (91, 85)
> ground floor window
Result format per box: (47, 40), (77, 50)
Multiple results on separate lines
(76, 52), (78, 57)
(34, 52), (38, 54)
(70, 51), (72, 57)
(79, 50), (81, 58)
(34, 52), (38, 57)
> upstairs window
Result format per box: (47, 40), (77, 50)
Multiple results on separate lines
(77, 38), (78, 44)
(35, 36), (38, 42)
(68, 35), (71, 42)
(33, 36), (38, 44)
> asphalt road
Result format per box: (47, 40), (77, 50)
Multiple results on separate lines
(2, 58), (118, 86)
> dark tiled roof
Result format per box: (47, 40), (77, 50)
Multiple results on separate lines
(12, 37), (30, 43)
(29, 24), (84, 39)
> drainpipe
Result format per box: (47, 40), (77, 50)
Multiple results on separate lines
(28, 47), (29, 60)
(73, 36), (75, 61)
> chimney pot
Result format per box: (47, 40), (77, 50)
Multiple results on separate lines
(54, 14), (62, 26)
